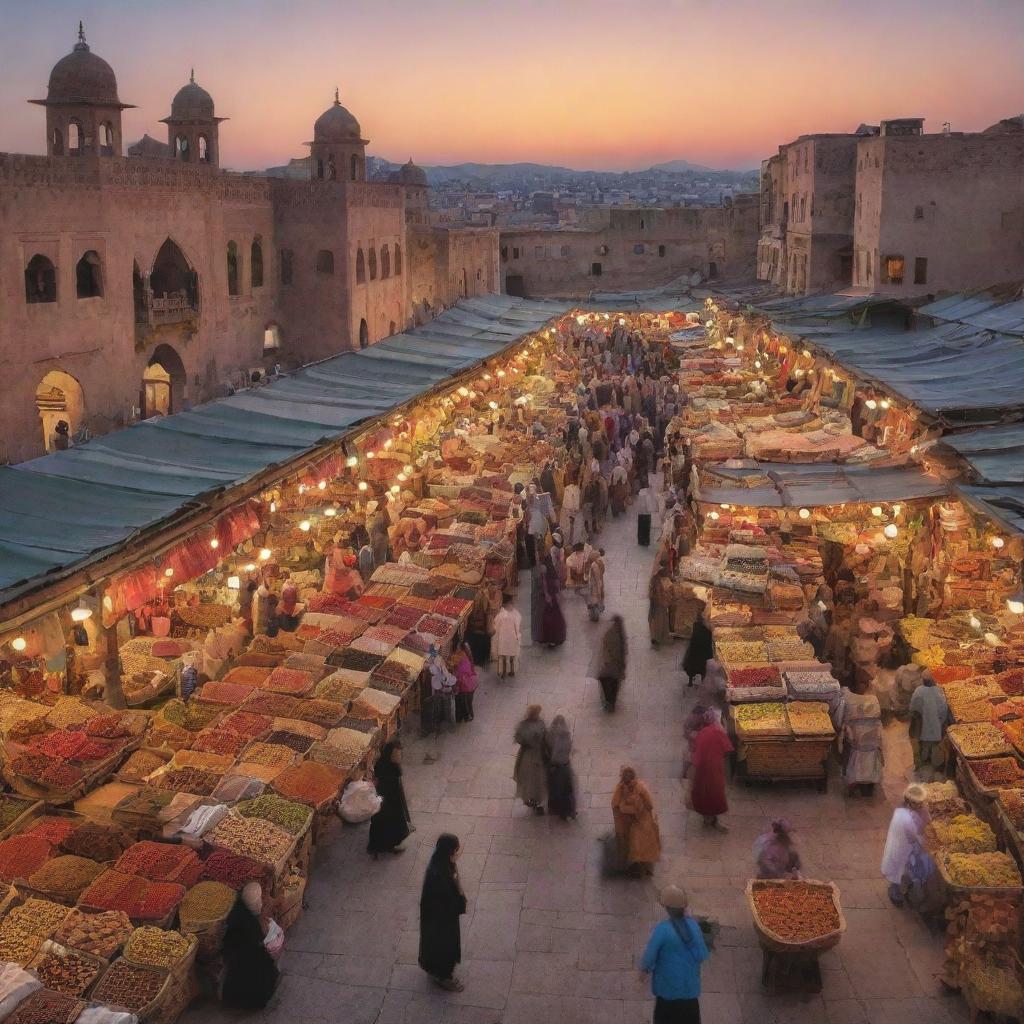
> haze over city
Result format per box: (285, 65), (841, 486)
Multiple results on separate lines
(4, 0), (1024, 172)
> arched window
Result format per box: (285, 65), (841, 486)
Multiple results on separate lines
(175, 134), (189, 161)
(68, 119), (82, 155)
(358, 318), (369, 349)
(368, 248), (377, 280)
(355, 248), (366, 284)
(227, 241), (239, 296)
(317, 250), (334, 275)
(327, 154), (337, 180)
(350, 154), (359, 181)
(99, 122), (113, 156)
(76, 250), (103, 299)
(150, 238), (199, 313)
(25, 254), (57, 304)
(52, 127), (64, 156)
(251, 237), (264, 289)
(198, 136), (209, 163)
(394, 243), (402, 275)
(381, 244), (390, 279)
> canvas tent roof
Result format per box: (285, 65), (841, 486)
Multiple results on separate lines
(0, 295), (566, 608)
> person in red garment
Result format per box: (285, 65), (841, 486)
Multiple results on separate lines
(687, 708), (734, 833)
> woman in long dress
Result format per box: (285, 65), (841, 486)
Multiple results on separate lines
(611, 766), (661, 875)
(545, 715), (576, 820)
(648, 566), (672, 646)
(367, 740), (411, 857)
(595, 614), (627, 712)
(221, 883), (280, 1010)
(682, 607), (713, 687)
(688, 709), (733, 832)
(841, 684), (884, 796)
(539, 555), (567, 648)
(419, 834), (467, 991)
(513, 704), (548, 814)
(586, 548), (606, 622)
(491, 592), (522, 678)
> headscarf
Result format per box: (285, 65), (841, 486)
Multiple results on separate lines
(548, 715), (572, 764)
(241, 881), (263, 916)
(703, 707), (722, 727)
(426, 833), (460, 880)
(375, 739), (402, 780)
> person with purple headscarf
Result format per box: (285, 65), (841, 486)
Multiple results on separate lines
(753, 819), (802, 879)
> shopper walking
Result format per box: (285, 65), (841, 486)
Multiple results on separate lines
(586, 547), (606, 621)
(594, 614), (628, 712)
(649, 565), (673, 646)
(492, 592), (522, 679)
(451, 642), (478, 723)
(539, 554), (567, 648)
(513, 704), (548, 814)
(909, 671), (949, 778)
(418, 834), (467, 991)
(682, 607), (712, 688)
(687, 709), (733, 832)
(640, 885), (709, 1024)
(612, 766), (661, 875)
(366, 739), (411, 858)
(545, 714), (577, 820)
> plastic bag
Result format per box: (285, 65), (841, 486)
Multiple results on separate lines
(338, 779), (382, 823)
(264, 918), (285, 959)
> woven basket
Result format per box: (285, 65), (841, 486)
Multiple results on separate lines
(746, 878), (846, 954)
(741, 736), (831, 780)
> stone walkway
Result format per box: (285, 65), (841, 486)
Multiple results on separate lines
(184, 505), (969, 1024)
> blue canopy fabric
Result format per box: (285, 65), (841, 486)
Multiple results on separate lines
(0, 295), (566, 606)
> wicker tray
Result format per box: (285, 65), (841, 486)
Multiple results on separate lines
(746, 878), (845, 953)
(935, 850), (1024, 897)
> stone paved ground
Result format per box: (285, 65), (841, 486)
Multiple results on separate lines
(184, 504), (970, 1024)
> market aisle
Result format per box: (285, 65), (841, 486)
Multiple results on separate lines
(184, 504), (967, 1024)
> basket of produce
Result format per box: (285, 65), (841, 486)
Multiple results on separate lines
(19, 855), (107, 905)
(206, 814), (296, 874)
(0, 896), (72, 965)
(115, 841), (203, 887)
(177, 880), (237, 960)
(91, 957), (172, 1020)
(924, 814), (997, 855)
(936, 850), (1023, 896)
(53, 908), (133, 959)
(200, 850), (268, 890)
(962, 755), (1024, 795)
(27, 939), (105, 996)
(961, 950), (1024, 1020)
(947, 723), (1012, 759)
(732, 703), (791, 738)
(786, 702), (835, 738)
(123, 926), (198, 981)
(3, 988), (85, 1024)
(272, 760), (346, 811)
(725, 666), (786, 703)
(236, 795), (313, 838)
(746, 878), (845, 953)
(77, 869), (186, 926)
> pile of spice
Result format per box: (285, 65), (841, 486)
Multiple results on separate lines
(92, 959), (167, 1012)
(272, 760), (345, 808)
(244, 693), (300, 718)
(733, 703), (789, 736)
(8, 754), (83, 790)
(207, 815), (294, 866)
(117, 750), (168, 783)
(752, 883), (841, 943)
(786, 702), (835, 736)
(124, 926), (193, 968)
(942, 851), (1022, 888)
(219, 711), (272, 739)
(178, 880), (236, 928)
(949, 723), (1012, 758)
(26, 855), (106, 900)
(0, 796), (36, 833)
(149, 767), (222, 797)
(239, 742), (297, 769)
(54, 908), (133, 958)
(4, 988), (84, 1024)
(78, 869), (186, 921)
(0, 835), (54, 883)
(264, 729), (314, 754)
(22, 817), (80, 846)
(288, 698), (344, 729)
(191, 729), (248, 758)
(972, 757), (1024, 788)
(998, 789), (1024, 830)
(925, 814), (997, 854)
(200, 850), (266, 889)
(237, 794), (311, 836)
(116, 841), (203, 886)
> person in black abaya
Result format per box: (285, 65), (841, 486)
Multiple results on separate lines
(221, 882), (280, 1011)
(682, 605), (713, 689)
(419, 833), (467, 991)
(367, 739), (411, 858)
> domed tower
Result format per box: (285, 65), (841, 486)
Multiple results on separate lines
(30, 23), (134, 157)
(307, 89), (367, 182)
(160, 70), (226, 166)
(392, 158), (430, 210)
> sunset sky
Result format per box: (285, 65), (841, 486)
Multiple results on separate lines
(3, 0), (1023, 172)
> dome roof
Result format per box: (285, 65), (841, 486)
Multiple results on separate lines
(392, 159), (428, 187)
(170, 73), (215, 120)
(44, 26), (126, 107)
(313, 91), (362, 143)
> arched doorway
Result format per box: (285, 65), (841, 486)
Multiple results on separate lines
(142, 345), (186, 418)
(36, 370), (85, 451)
(358, 319), (369, 350)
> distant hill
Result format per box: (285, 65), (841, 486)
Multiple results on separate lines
(648, 159), (714, 173)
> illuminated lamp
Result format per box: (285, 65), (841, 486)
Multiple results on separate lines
(1008, 586), (1024, 615)
(227, 576), (240, 590)
(390, 485), (400, 495)
(384, 439), (393, 449)
(164, 567), (174, 578)
(798, 508), (811, 520)
(358, 481), (369, 492)
(618, 318), (626, 325)
(720, 503), (730, 510)
(244, 563), (256, 573)
(318, 480), (327, 490)
(736, 344), (745, 352)
(397, 473), (407, 483)
(324, 507), (337, 517)
(871, 506), (883, 518)
(496, 370), (506, 378)
(259, 548), (272, 561)
(346, 456), (358, 468)
(865, 399), (878, 410)
(210, 538), (219, 549)
(298, 484), (307, 494)
(802, 349), (811, 358)
(892, 504), (902, 516)
(366, 451), (375, 460)
(70, 599), (92, 623)
(884, 524), (898, 539)
(992, 537), (1006, 549)
(299, 520), (311, 532)
(725, 336), (735, 345)
(708, 511), (720, 521)
(880, 399), (891, 410)
(11, 637), (26, 652)
(404, 464), (413, 474)
(269, 501), (276, 513)
(754, 360), (762, 369)
(483, 374), (491, 381)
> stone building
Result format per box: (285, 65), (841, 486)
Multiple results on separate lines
(499, 198), (758, 298)
(0, 29), (498, 463)
(757, 126), (877, 295)
(852, 118), (1024, 296)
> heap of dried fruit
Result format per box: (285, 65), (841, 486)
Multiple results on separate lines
(752, 883), (841, 942)
(78, 869), (186, 921)
(949, 723), (1011, 758)
(237, 794), (311, 836)
(728, 666), (781, 689)
(208, 815), (293, 866)
(239, 742), (296, 769)
(0, 796), (36, 833)
(972, 757), (1024, 788)
(272, 760), (345, 808)
(4, 988), (84, 1024)
(942, 851), (1022, 888)
(178, 880), (236, 928)
(925, 814), (997, 854)
(22, 817), (80, 846)
(148, 767), (222, 797)
(27, 855), (106, 900)
(31, 944), (103, 995)
(999, 789), (1024, 830)
(124, 926), (193, 968)
(9, 754), (83, 790)
(54, 908), (132, 958)
(117, 750), (168, 783)
(92, 959), (167, 1012)
(0, 835), (54, 883)
(115, 841), (203, 886)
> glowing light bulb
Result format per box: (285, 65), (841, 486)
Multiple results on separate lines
(780, 346), (788, 353)
(720, 503), (730, 510)
(754, 360), (762, 369)
(384, 439), (393, 450)
(346, 456), (358, 468)
(210, 538), (219, 549)
(390, 485), (400, 495)
(865, 399), (878, 410)
(244, 563), (256, 572)
(269, 501), (276, 513)
(488, 401), (498, 410)
(318, 480), (327, 491)
(736, 344), (745, 352)
(397, 473), (407, 482)
(802, 349), (811, 358)
(708, 511), (720, 521)
(325, 507), (337, 517)
(496, 370), (506, 378)
(164, 567), (174, 578)
(871, 506), (883, 518)
(366, 451), (375, 460)
(483, 374), (491, 381)
(726, 336), (735, 346)
(70, 600), (92, 623)
(884, 524), (898, 539)
(618, 318), (626, 325)
(358, 481), (368, 492)
(892, 504), (902, 516)
(798, 508), (810, 520)
(299, 520), (311, 532)
(298, 484), (307, 494)
(227, 576), (240, 590)
(404, 464), (413, 474)
(259, 548), (272, 561)
(458, 387), (470, 397)
(880, 399), (891, 410)
(992, 537), (1006, 549)
(11, 637), (26, 652)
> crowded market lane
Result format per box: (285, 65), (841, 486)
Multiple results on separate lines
(184, 500), (967, 1024)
